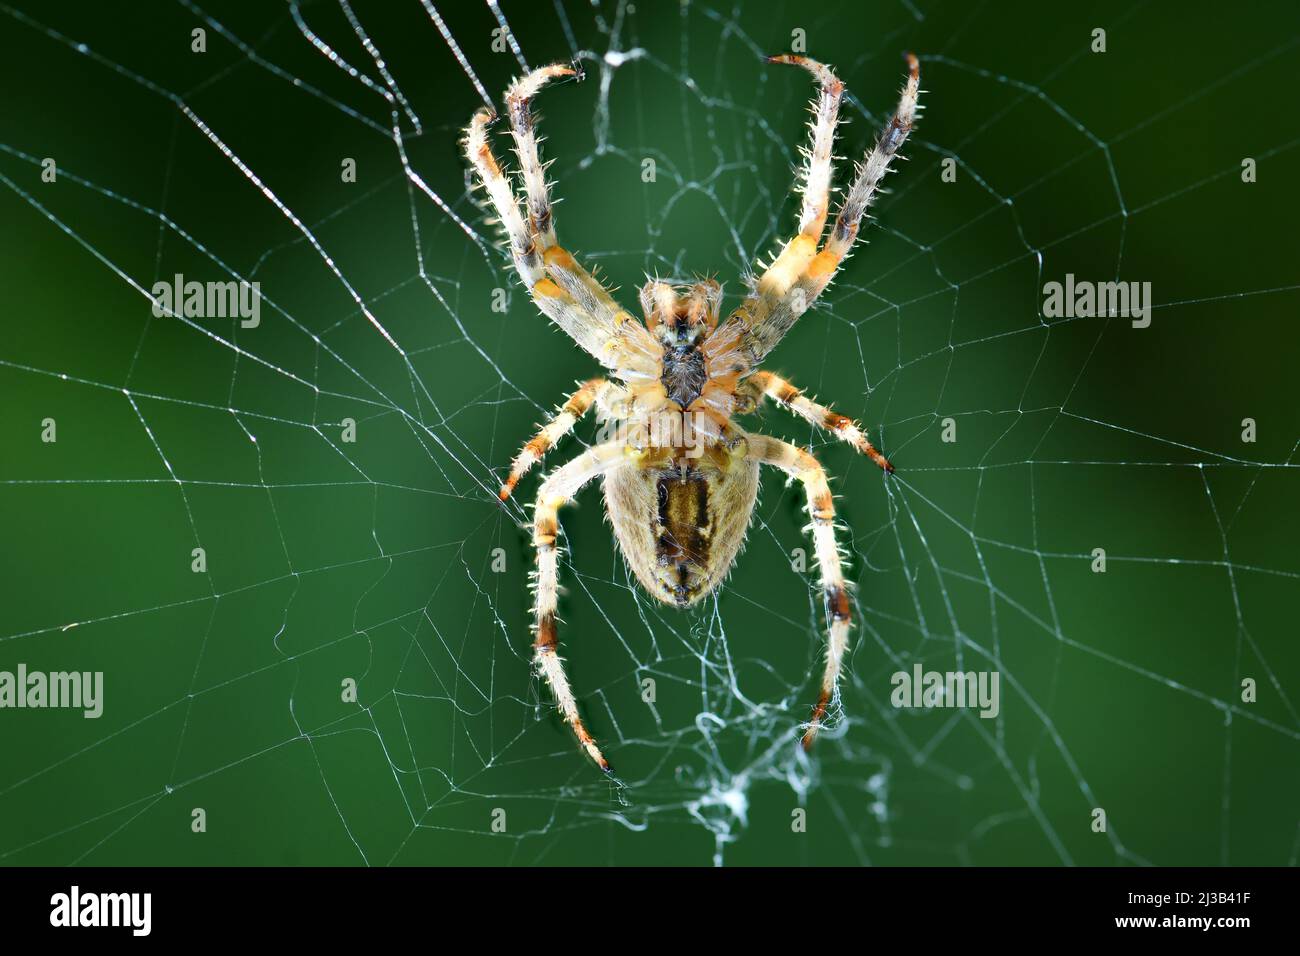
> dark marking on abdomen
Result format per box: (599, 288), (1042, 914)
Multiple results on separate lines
(655, 473), (713, 605)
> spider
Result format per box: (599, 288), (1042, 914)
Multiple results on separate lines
(465, 52), (921, 772)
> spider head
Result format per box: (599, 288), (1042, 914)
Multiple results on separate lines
(640, 278), (722, 348)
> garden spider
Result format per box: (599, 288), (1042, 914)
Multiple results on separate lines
(465, 52), (921, 772)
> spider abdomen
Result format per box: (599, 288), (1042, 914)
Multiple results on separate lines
(604, 451), (760, 608)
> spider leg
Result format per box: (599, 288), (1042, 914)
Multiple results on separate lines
(721, 57), (844, 355)
(464, 72), (659, 377)
(746, 370), (892, 473)
(531, 441), (625, 772)
(711, 54), (921, 368)
(823, 53), (922, 263)
(500, 377), (622, 500)
(504, 63), (573, 252)
(748, 434), (852, 750)
(503, 65), (660, 370)
(464, 107), (543, 288)
(768, 55), (845, 241)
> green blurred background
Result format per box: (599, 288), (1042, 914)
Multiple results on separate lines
(1, 0), (1297, 866)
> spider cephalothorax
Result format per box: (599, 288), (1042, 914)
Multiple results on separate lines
(467, 53), (921, 772)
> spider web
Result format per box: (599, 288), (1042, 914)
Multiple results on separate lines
(1, 0), (1298, 867)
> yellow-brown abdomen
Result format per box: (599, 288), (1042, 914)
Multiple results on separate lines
(604, 450), (760, 607)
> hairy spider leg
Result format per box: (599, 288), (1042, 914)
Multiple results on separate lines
(464, 67), (660, 377)
(746, 370), (892, 473)
(713, 54), (921, 367)
(531, 442), (626, 772)
(499, 377), (626, 501)
(747, 434), (854, 749)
